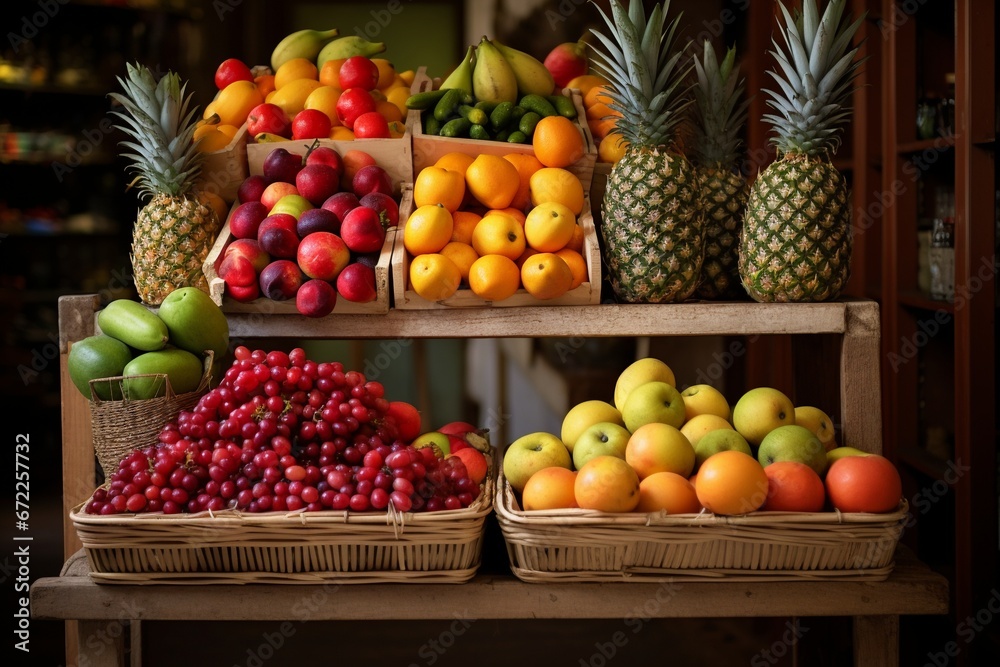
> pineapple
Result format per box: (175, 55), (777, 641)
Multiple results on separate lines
(691, 41), (750, 300)
(109, 63), (221, 305)
(590, 0), (699, 303)
(739, 0), (864, 302)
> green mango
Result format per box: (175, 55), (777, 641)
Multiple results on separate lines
(67, 335), (132, 400)
(122, 348), (204, 400)
(156, 288), (229, 366)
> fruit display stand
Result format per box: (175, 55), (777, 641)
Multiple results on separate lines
(34, 294), (949, 666)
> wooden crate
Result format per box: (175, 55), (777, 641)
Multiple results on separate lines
(406, 70), (598, 192)
(392, 196), (602, 309)
(197, 122), (250, 203)
(202, 190), (411, 315)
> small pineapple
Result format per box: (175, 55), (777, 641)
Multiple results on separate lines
(590, 0), (700, 303)
(691, 41), (750, 300)
(739, 0), (864, 302)
(109, 63), (221, 305)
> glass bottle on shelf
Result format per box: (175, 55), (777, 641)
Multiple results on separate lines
(928, 186), (955, 301)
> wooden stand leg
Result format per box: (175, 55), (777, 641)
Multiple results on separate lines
(853, 615), (899, 667)
(76, 620), (125, 667)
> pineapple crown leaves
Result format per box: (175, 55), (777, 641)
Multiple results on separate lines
(763, 0), (866, 157)
(588, 0), (693, 149)
(690, 40), (750, 169)
(108, 62), (203, 200)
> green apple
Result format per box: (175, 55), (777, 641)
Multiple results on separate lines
(826, 446), (872, 467)
(757, 424), (827, 476)
(694, 429), (752, 471)
(622, 381), (686, 432)
(614, 358), (676, 412)
(732, 386), (795, 446)
(412, 431), (451, 459)
(572, 421), (631, 470)
(503, 431), (572, 493)
(269, 194), (313, 219)
(679, 413), (733, 449)
(680, 384), (731, 421)
(795, 405), (837, 451)
(561, 400), (624, 452)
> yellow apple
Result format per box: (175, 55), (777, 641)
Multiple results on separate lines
(572, 421), (631, 470)
(614, 357), (676, 411)
(625, 422), (696, 479)
(794, 405), (837, 451)
(826, 445), (872, 467)
(680, 384), (731, 421)
(731, 386), (795, 446)
(757, 424), (827, 476)
(679, 413), (733, 449)
(503, 431), (571, 493)
(621, 381), (686, 432)
(694, 429), (752, 471)
(560, 399), (624, 452)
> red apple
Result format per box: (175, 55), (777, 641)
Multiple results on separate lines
(296, 208), (341, 237)
(257, 214), (300, 259)
(339, 206), (386, 253)
(219, 253), (257, 287)
(335, 88), (377, 130)
(215, 58), (254, 90)
(260, 181), (298, 210)
(451, 448), (488, 485)
(227, 282), (260, 303)
(296, 278), (337, 318)
(292, 109), (333, 141)
(359, 192), (399, 227)
(386, 401), (422, 441)
(238, 174), (268, 203)
(224, 238), (270, 272)
(247, 103), (292, 137)
(339, 56), (379, 91)
(305, 146), (344, 181)
(297, 231), (350, 281)
(340, 150), (377, 191)
(335, 262), (378, 303)
(295, 163), (340, 207)
(322, 191), (361, 223)
(262, 147), (304, 184)
(543, 40), (589, 89)
(229, 201), (268, 239)
(438, 421), (479, 437)
(259, 259), (303, 300)
(352, 164), (392, 198)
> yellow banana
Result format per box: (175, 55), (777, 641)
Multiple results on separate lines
(316, 36), (387, 69)
(472, 37), (518, 104)
(493, 39), (555, 97)
(440, 45), (475, 93)
(270, 28), (339, 71)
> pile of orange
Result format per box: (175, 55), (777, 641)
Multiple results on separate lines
(564, 74), (629, 165)
(404, 152), (590, 303)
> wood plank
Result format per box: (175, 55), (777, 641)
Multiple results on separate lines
(32, 549), (948, 623)
(76, 620), (124, 667)
(225, 301), (853, 340)
(840, 300), (883, 453)
(853, 615), (899, 667)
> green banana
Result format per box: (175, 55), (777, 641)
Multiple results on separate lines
(472, 37), (518, 105)
(317, 36), (386, 69)
(440, 45), (475, 94)
(270, 28), (339, 71)
(493, 39), (555, 97)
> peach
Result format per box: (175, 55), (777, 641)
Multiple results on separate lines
(297, 231), (350, 281)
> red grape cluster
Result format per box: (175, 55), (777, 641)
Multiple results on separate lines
(85, 346), (480, 516)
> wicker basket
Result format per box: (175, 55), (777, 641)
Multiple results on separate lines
(71, 455), (496, 585)
(495, 469), (907, 583)
(88, 351), (214, 476)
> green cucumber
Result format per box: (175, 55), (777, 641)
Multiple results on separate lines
(457, 104), (489, 127)
(489, 101), (514, 131)
(423, 114), (442, 136)
(440, 117), (472, 137)
(518, 111), (542, 136)
(469, 124), (491, 141)
(494, 128), (511, 142)
(546, 94), (579, 119)
(507, 130), (528, 144)
(474, 100), (498, 115)
(433, 88), (463, 122)
(405, 89), (448, 110)
(519, 94), (558, 117)
(97, 299), (168, 351)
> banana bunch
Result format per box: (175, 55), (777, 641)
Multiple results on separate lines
(270, 28), (387, 71)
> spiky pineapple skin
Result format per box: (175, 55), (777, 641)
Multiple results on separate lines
(131, 194), (220, 305)
(739, 154), (851, 302)
(601, 148), (703, 303)
(695, 165), (748, 299)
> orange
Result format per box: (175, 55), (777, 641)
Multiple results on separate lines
(254, 73), (276, 98)
(269, 78), (323, 117)
(213, 80), (264, 127)
(529, 167), (585, 215)
(515, 247), (539, 270)
(824, 455), (902, 513)
(465, 154), (520, 209)
(439, 241), (479, 282)
(197, 190), (229, 224)
(274, 57), (318, 89)
(566, 224), (585, 252)
(304, 85), (343, 126)
(524, 202), (577, 252)
(409, 253), (461, 301)
(375, 99), (404, 123)
(319, 58), (348, 88)
(588, 117), (619, 141)
(520, 252), (573, 300)
(471, 212), (525, 261)
(599, 132), (629, 163)
(435, 151), (476, 175)
(450, 210), (482, 244)
(585, 101), (617, 121)
(522, 467), (578, 510)
(404, 203), (454, 255)
(371, 58), (397, 89)
(761, 461), (826, 512)
(574, 455), (640, 513)
(468, 254), (521, 302)
(413, 166), (465, 212)
(636, 472), (702, 514)
(488, 207), (526, 226)
(583, 84), (613, 109)
(555, 248), (587, 289)
(532, 115), (586, 168)
(384, 86), (411, 117)
(625, 422), (696, 480)
(329, 126), (356, 140)
(694, 450), (769, 516)
(502, 152), (544, 211)
(564, 74), (607, 97)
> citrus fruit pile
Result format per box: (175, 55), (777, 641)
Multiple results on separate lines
(403, 150), (590, 303)
(563, 74), (629, 165)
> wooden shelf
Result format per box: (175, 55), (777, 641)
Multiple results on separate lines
(896, 136), (957, 154)
(897, 289), (955, 314)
